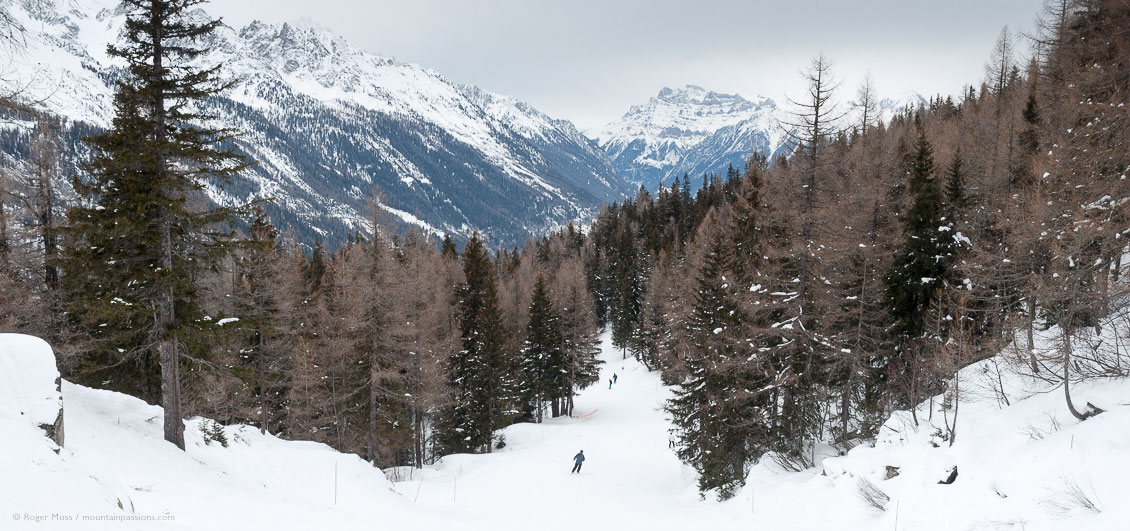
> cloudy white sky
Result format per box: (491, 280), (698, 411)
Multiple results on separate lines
(207, 0), (1046, 132)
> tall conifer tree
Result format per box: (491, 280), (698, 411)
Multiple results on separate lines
(668, 220), (758, 499)
(440, 232), (516, 453)
(886, 123), (951, 338)
(519, 273), (565, 422)
(61, 0), (247, 449)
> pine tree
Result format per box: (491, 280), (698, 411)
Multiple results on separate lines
(556, 261), (603, 416)
(440, 232), (517, 453)
(609, 221), (645, 357)
(60, 0), (248, 449)
(944, 152), (969, 217)
(395, 231), (458, 466)
(886, 123), (952, 339)
(756, 54), (842, 466)
(307, 240), (327, 289)
(1012, 88), (1042, 188)
(519, 273), (565, 422)
(1018, 90), (1041, 154)
(883, 123), (953, 416)
(347, 225), (408, 466)
(629, 280), (664, 371)
(828, 200), (891, 442)
(441, 234), (458, 260)
(667, 219), (759, 499)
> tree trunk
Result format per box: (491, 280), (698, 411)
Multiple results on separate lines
(567, 354), (575, 416)
(37, 152), (58, 292)
(1099, 255), (1111, 320)
(1062, 329), (1087, 421)
(149, 3), (184, 451)
(158, 211), (184, 449)
(158, 337), (184, 449)
(368, 349), (380, 466)
(1028, 296), (1039, 373)
(413, 405), (424, 468)
(258, 330), (268, 435)
(840, 385), (850, 444)
(948, 367), (959, 447)
(843, 250), (870, 443)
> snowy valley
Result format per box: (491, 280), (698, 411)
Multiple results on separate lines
(2, 1), (1129, 531)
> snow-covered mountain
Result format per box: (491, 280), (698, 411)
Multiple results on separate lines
(593, 85), (787, 190)
(0, 0), (630, 247)
(593, 85), (926, 192)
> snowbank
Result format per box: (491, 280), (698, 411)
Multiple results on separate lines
(0, 333), (447, 530)
(738, 351), (1130, 531)
(0, 333), (63, 443)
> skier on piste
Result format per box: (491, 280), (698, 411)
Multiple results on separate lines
(571, 450), (585, 474)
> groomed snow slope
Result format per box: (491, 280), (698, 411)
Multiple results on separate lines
(2, 332), (1128, 530)
(392, 332), (1130, 531)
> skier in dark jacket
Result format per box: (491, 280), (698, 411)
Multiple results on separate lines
(571, 450), (585, 474)
(613, 373), (618, 384)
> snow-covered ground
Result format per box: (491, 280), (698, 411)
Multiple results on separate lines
(1, 331), (1127, 530)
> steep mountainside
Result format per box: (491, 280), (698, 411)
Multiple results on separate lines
(0, 0), (630, 247)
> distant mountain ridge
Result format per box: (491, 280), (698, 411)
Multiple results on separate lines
(593, 85), (925, 191)
(593, 85), (787, 190)
(0, 0), (631, 247)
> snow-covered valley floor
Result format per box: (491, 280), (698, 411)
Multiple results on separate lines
(2, 331), (1128, 530)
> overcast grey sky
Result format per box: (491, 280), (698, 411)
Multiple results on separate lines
(206, 0), (1045, 132)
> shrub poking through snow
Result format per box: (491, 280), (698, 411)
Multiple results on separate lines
(1045, 476), (1102, 515)
(857, 477), (889, 511)
(200, 419), (229, 448)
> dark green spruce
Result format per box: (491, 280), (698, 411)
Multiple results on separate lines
(60, 0), (248, 449)
(439, 232), (518, 454)
(519, 273), (566, 422)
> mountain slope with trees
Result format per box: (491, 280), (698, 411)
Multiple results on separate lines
(0, 0), (630, 249)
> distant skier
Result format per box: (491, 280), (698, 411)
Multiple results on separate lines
(613, 373), (618, 384)
(571, 450), (585, 474)
(608, 378), (613, 389)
